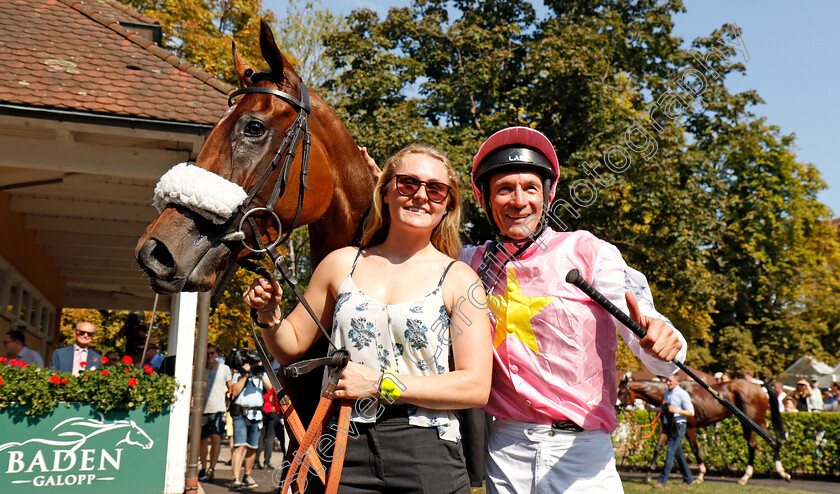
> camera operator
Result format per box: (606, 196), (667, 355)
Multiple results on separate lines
(227, 349), (272, 491)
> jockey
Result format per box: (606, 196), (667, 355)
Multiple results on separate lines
(462, 126), (687, 493)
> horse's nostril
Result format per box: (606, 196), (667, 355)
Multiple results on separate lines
(139, 238), (176, 277)
(150, 241), (175, 270)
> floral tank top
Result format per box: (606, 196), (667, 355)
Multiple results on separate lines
(328, 249), (461, 442)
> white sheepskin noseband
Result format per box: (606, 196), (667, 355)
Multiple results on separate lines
(153, 162), (248, 224)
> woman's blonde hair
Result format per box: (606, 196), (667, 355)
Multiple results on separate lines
(360, 144), (462, 258)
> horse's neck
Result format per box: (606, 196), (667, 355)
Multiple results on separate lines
(636, 382), (666, 403)
(307, 100), (374, 265)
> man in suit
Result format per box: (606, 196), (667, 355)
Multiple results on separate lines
(4, 328), (45, 367)
(50, 322), (101, 375)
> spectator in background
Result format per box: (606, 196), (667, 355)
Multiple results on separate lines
(4, 329), (44, 367)
(199, 344), (231, 482)
(807, 376), (824, 412)
(783, 397), (798, 413)
(790, 379), (813, 412)
(104, 351), (119, 366)
(228, 360), (271, 491)
(655, 375), (694, 488)
(50, 322), (101, 375)
(741, 368), (764, 385)
(256, 389), (277, 469)
(117, 313), (147, 356)
(825, 382), (840, 412)
(773, 381), (786, 410)
(136, 337), (162, 371)
(714, 372), (731, 384)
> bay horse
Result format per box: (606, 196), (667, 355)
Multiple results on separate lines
(135, 20), (374, 438)
(617, 378), (790, 484)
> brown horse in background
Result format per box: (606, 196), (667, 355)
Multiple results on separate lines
(617, 378), (790, 485)
(135, 21), (375, 426)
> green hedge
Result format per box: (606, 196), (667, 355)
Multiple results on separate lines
(612, 409), (840, 478)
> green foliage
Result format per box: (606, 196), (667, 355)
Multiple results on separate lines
(322, 0), (840, 375)
(0, 357), (178, 416)
(614, 409), (840, 477)
(118, 0), (840, 376)
(123, 0), (275, 85)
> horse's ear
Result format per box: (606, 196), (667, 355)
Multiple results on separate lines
(258, 19), (302, 88)
(232, 41), (255, 88)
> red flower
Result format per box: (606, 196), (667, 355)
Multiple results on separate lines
(0, 357), (6, 363)
(101, 370), (109, 376)
(128, 377), (137, 386)
(79, 361), (87, 367)
(61, 378), (68, 384)
(122, 356), (133, 365)
(18, 361), (27, 368)
(8, 359), (19, 367)
(49, 375), (61, 384)
(100, 356), (109, 364)
(144, 365), (154, 375)
(0, 376), (3, 385)
(124, 368), (131, 374)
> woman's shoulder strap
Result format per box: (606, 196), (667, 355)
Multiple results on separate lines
(437, 259), (457, 287)
(349, 248), (364, 276)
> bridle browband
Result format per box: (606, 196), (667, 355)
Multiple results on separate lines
(226, 80), (312, 253)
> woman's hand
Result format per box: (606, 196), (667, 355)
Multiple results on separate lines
(334, 361), (382, 400)
(243, 277), (284, 313)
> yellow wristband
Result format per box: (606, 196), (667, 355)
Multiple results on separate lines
(379, 371), (402, 403)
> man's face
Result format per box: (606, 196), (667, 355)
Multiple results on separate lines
(206, 348), (217, 367)
(487, 170), (544, 240)
(74, 324), (95, 348)
(666, 376), (679, 391)
(3, 335), (22, 355)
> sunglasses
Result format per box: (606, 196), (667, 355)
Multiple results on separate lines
(393, 174), (451, 204)
(76, 330), (95, 336)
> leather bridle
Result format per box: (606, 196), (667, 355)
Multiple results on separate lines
(225, 77), (312, 253)
(224, 76), (352, 494)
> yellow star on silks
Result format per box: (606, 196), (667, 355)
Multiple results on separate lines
(490, 268), (555, 354)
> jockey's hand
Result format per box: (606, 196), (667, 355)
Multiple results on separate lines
(334, 361), (381, 400)
(359, 146), (382, 181)
(243, 277), (283, 313)
(626, 291), (681, 362)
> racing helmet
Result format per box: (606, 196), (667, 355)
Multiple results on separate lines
(471, 127), (560, 232)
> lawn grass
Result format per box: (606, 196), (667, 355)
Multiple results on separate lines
(622, 479), (817, 494)
(470, 479), (818, 494)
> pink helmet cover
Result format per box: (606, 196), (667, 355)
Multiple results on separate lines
(471, 126), (560, 205)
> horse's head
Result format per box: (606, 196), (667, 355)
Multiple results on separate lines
(119, 420), (154, 450)
(136, 20), (341, 293)
(617, 375), (635, 408)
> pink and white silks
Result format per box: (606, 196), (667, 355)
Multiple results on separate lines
(462, 228), (687, 432)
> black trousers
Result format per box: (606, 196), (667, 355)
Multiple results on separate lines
(257, 411), (276, 466)
(319, 407), (470, 494)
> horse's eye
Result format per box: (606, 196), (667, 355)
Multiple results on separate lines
(244, 120), (266, 136)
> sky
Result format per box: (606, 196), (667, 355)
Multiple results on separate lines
(264, 0), (839, 217)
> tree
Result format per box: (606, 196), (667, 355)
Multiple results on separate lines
(323, 0), (840, 374)
(124, 0), (275, 84)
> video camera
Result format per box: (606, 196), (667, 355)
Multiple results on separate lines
(227, 347), (264, 375)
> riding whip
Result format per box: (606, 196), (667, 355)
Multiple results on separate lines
(565, 269), (777, 448)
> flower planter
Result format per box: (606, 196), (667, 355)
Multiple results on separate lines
(0, 403), (170, 493)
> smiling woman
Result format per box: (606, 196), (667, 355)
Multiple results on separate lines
(243, 144), (493, 493)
